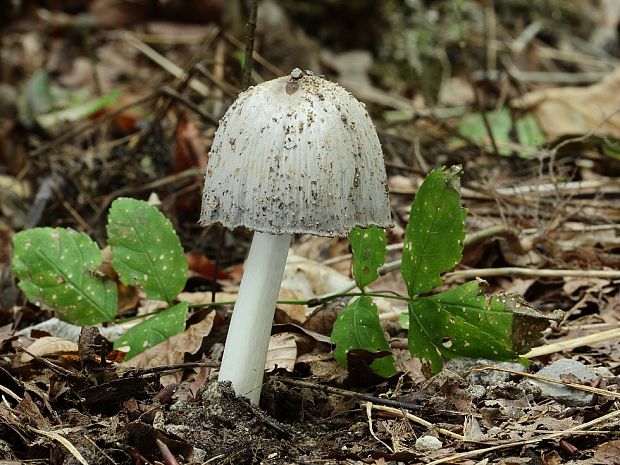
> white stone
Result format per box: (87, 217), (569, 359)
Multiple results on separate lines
(415, 435), (442, 452)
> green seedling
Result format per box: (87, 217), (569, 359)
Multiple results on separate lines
(12, 198), (188, 359)
(332, 166), (554, 375)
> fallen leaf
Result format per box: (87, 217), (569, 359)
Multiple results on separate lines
(21, 336), (79, 362)
(125, 312), (215, 384)
(513, 68), (620, 139)
(265, 332), (297, 373)
(277, 254), (355, 324)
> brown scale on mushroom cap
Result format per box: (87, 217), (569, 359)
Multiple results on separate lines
(200, 69), (392, 237)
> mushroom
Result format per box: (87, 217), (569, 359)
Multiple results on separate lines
(200, 68), (391, 404)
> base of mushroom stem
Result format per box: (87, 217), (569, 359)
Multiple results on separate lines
(217, 231), (292, 405)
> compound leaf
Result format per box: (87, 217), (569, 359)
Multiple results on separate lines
(12, 228), (117, 325)
(113, 301), (187, 360)
(331, 296), (396, 377)
(349, 226), (387, 290)
(107, 198), (187, 303)
(401, 166), (467, 297)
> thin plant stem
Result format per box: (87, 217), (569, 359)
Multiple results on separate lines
(242, 0), (259, 90)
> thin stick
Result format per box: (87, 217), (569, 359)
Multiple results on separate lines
(447, 267), (620, 281)
(224, 32), (283, 77)
(0, 384), (22, 403)
(524, 327), (620, 358)
(123, 33), (210, 96)
(242, 0), (259, 90)
(279, 378), (421, 412)
(472, 366), (620, 399)
(28, 426), (90, 465)
(365, 403), (465, 441)
(365, 403), (394, 453)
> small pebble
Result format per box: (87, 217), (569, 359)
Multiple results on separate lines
(415, 435), (442, 452)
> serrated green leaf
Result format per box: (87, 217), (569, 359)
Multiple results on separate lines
(401, 166), (467, 297)
(12, 228), (117, 325)
(114, 301), (187, 359)
(107, 198), (188, 303)
(331, 296), (396, 377)
(408, 282), (521, 372)
(349, 226), (387, 290)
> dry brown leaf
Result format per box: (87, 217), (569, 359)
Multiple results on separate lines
(277, 254), (355, 324)
(562, 277), (612, 297)
(265, 333), (297, 373)
(594, 439), (620, 463)
(439, 77), (475, 106)
(513, 68), (620, 139)
(21, 336), (78, 362)
(125, 312), (215, 384)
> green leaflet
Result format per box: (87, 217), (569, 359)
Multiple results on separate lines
(12, 228), (117, 325)
(407, 281), (553, 372)
(401, 166), (467, 297)
(349, 226), (387, 290)
(331, 296), (396, 378)
(107, 198), (188, 303)
(113, 301), (187, 359)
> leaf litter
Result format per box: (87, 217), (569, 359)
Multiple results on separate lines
(1, 1), (620, 464)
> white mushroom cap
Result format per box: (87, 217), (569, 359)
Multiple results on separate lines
(200, 69), (392, 237)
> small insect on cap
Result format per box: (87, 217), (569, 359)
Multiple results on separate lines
(200, 68), (392, 237)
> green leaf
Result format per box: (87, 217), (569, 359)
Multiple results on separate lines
(12, 228), (117, 325)
(113, 301), (187, 359)
(36, 90), (120, 134)
(17, 70), (55, 128)
(107, 198), (188, 303)
(407, 281), (555, 372)
(515, 114), (545, 149)
(331, 296), (396, 377)
(349, 226), (387, 290)
(401, 166), (467, 297)
(456, 108), (545, 157)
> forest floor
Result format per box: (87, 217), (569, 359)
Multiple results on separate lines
(1, 1), (620, 464)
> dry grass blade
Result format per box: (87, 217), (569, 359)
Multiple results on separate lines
(27, 426), (90, 465)
(472, 366), (620, 399)
(123, 33), (210, 96)
(525, 328), (620, 358)
(365, 402), (394, 453)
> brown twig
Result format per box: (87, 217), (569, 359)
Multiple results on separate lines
(365, 403), (465, 441)
(242, 0), (259, 90)
(279, 378), (421, 412)
(446, 267), (620, 281)
(156, 439), (180, 465)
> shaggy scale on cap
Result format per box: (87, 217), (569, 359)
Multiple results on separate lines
(200, 69), (391, 237)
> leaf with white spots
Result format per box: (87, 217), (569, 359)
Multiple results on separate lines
(331, 296), (396, 377)
(12, 228), (117, 325)
(349, 226), (387, 290)
(401, 166), (467, 297)
(107, 198), (188, 303)
(407, 281), (553, 372)
(113, 301), (187, 360)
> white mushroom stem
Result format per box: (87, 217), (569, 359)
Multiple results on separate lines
(217, 231), (291, 404)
